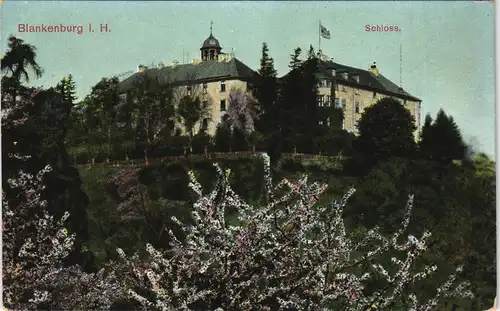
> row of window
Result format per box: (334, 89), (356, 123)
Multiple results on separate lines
(317, 96), (362, 113)
(201, 99), (227, 112)
(187, 81), (226, 96)
(318, 80), (347, 92)
(317, 81), (382, 98)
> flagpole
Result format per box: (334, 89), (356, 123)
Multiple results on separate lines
(318, 20), (321, 54)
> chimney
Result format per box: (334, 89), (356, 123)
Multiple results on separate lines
(137, 65), (147, 73)
(172, 60), (179, 67)
(369, 62), (380, 76)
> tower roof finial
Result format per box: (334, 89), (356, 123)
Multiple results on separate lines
(210, 21), (213, 35)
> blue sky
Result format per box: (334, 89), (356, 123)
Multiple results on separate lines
(2, 1), (495, 156)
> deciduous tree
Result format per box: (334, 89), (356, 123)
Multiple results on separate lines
(115, 154), (472, 311)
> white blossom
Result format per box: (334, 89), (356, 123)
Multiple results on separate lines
(116, 152), (473, 310)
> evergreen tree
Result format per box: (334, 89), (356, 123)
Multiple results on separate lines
(419, 114), (433, 142)
(419, 109), (466, 164)
(254, 43), (278, 146)
(277, 57), (320, 154)
(64, 74), (78, 104)
(289, 47), (303, 70)
(307, 44), (316, 60)
(258, 43), (277, 78)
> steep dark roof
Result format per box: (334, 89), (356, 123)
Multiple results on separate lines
(283, 59), (421, 102)
(117, 58), (259, 93)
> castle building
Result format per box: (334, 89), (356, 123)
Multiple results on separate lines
(117, 25), (259, 136)
(118, 27), (421, 139)
(305, 58), (422, 137)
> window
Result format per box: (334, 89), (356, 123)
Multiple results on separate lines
(203, 83), (207, 94)
(326, 117), (331, 126)
(220, 81), (226, 92)
(326, 95), (331, 106)
(334, 98), (341, 108)
(187, 86), (192, 96)
(318, 80), (329, 88)
(202, 118), (209, 129)
(343, 73), (348, 80)
(342, 99), (346, 110)
(318, 120), (324, 125)
(326, 80), (331, 88)
(317, 95), (324, 107)
(373, 92), (377, 98)
(404, 100), (407, 105)
(331, 69), (336, 77)
(203, 100), (209, 109)
(220, 99), (226, 111)
(335, 84), (339, 91)
(355, 102), (360, 113)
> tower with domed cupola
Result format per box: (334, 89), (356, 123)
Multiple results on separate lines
(200, 21), (223, 61)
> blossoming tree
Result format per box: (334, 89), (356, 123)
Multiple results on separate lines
(2, 88), (121, 310)
(115, 153), (473, 311)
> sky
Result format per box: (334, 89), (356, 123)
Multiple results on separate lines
(2, 1), (495, 156)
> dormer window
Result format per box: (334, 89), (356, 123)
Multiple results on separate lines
(187, 86), (192, 96)
(353, 75), (359, 83)
(331, 69), (336, 77)
(343, 73), (348, 80)
(203, 83), (207, 94)
(220, 80), (226, 92)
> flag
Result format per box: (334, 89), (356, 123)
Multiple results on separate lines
(320, 23), (331, 39)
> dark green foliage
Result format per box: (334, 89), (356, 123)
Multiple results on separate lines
(315, 128), (356, 156)
(1, 35), (43, 82)
(419, 109), (467, 164)
(254, 42), (278, 137)
(214, 117), (232, 152)
(56, 74), (78, 104)
(192, 131), (213, 154)
(355, 97), (417, 163)
(275, 56), (321, 154)
(419, 113), (432, 142)
(289, 47), (303, 70)
(3, 35), (495, 308)
(307, 44), (316, 60)
(347, 156), (496, 308)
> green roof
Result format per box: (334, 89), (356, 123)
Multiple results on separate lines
(117, 57), (259, 93)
